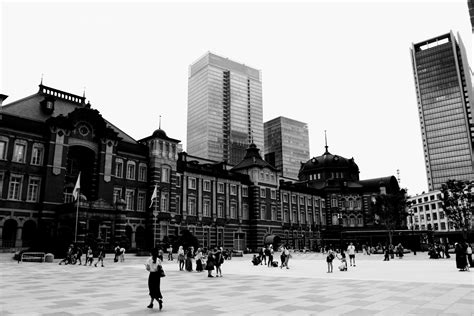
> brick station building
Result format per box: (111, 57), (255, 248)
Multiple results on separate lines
(0, 84), (402, 253)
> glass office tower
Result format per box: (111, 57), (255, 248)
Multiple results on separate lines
(187, 52), (263, 165)
(264, 116), (310, 179)
(411, 32), (474, 190)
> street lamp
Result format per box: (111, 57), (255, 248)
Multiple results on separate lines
(337, 213), (343, 253)
(408, 208), (416, 255)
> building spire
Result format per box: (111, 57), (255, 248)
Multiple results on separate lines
(324, 130), (329, 154)
(159, 115), (161, 129)
(83, 86), (86, 98)
(40, 73), (44, 85)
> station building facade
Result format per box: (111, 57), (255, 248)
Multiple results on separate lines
(0, 85), (403, 253)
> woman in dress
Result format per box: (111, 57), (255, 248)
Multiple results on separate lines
(145, 248), (164, 310)
(195, 248), (203, 272)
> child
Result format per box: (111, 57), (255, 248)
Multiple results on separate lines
(337, 251), (348, 271)
(94, 246), (105, 267)
(85, 247), (94, 266)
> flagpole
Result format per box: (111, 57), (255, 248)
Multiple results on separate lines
(74, 187), (80, 243)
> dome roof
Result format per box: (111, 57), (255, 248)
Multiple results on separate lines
(298, 146), (359, 180)
(152, 128), (168, 138)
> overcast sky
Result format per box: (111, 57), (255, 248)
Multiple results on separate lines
(1, 0), (472, 196)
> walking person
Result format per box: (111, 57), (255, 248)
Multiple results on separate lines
(466, 243), (473, 268)
(215, 247), (224, 277)
(280, 245), (287, 268)
(267, 245), (274, 267)
(185, 246), (194, 272)
(145, 248), (164, 310)
(167, 244), (173, 261)
(326, 248), (335, 273)
(75, 244), (83, 265)
(177, 246), (185, 271)
(85, 246), (94, 266)
(259, 247), (266, 265)
(94, 246), (105, 267)
(284, 246), (290, 269)
(206, 248), (216, 277)
(347, 242), (356, 267)
(195, 248), (203, 272)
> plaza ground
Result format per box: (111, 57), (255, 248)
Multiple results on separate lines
(0, 252), (472, 315)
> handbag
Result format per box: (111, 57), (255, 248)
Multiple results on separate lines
(158, 265), (166, 277)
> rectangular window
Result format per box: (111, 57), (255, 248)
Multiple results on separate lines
(217, 201), (224, 217)
(420, 214), (425, 221)
(203, 199), (211, 217)
(175, 196), (180, 214)
(8, 174), (23, 200)
(113, 187), (122, 203)
(26, 177), (40, 202)
(137, 191), (146, 211)
(203, 180), (211, 192)
(308, 198), (312, 206)
(13, 143), (26, 163)
(217, 182), (225, 194)
(439, 211), (445, 219)
(271, 189), (276, 200)
(230, 204), (237, 218)
(242, 204), (249, 219)
(432, 213), (437, 220)
(440, 222), (446, 230)
(176, 175), (181, 187)
(115, 160), (123, 178)
(0, 140), (7, 160)
(138, 165), (147, 182)
(161, 167), (170, 183)
(271, 206), (277, 221)
(161, 192), (169, 212)
(0, 172), (4, 197)
(300, 196), (305, 205)
(283, 194), (288, 203)
(188, 197), (196, 215)
(125, 189), (135, 210)
(230, 184), (237, 195)
(242, 186), (248, 197)
(126, 162), (135, 180)
(426, 213), (431, 221)
(260, 188), (266, 198)
(261, 205), (266, 220)
(291, 195), (297, 204)
(284, 209), (289, 222)
(188, 177), (196, 190)
(31, 145), (44, 165)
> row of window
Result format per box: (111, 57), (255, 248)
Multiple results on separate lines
(187, 177), (248, 196)
(0, 138), (44, 166)
(115, 159), (148, 181)
(0, 172), (41, 202)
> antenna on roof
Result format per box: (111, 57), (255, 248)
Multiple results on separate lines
(250, 129), (254, 144)
(40, 74), (44, 85)
(83, 86), (86, 99)
(324, 130), (329, 153)
(159, 115), (161, 129)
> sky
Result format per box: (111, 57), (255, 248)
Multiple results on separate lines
(1, 0), (472, 196)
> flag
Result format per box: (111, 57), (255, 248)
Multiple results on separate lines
(149, 184), (158, 208)
(73, 172), (81, 201)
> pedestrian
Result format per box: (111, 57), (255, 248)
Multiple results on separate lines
(195, 248), (203, 272)
(75, 244), (83, 265)
(347, 242), (356, 267)
(158, 248), (164, 262)
(389, 244), (394, 259)
(185, 247), (193, 272)
(59, 244), (74, 265)
(455, 242), (468, 271)
(280, 245), (287, 268)
(259, 247), (266, 265)
(215, 247), (223, 277)
(326, 248), (335, 273)
(114, 244), (120, 263)
(284, 246), (290, 269)
(206, 248), (216, 277)
(177, 246), (185, 271)
(119, 247), (125, 262)
(267, 245), (274, 267)
(167, 244), (173, 261)
(145, 248), (164, 310)
(466, 243), (473, 268)
(397, 243), (404, 259)
(85, 246), (94, 266)
(383, 245), (390, 261)
(337, 250), (347, 271)
(94, 246), (105, 267)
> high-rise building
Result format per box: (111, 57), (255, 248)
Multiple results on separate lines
(187, 52), (263, 165)
(264, 116), (310, 179)
(411, 32), (474, 190)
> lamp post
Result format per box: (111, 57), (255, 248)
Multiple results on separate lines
(408, 208), (416, 255)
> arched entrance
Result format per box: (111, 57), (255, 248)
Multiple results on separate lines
(125, 226), (133, 249)
(65, 146), (96, 200)
(136, 226), (146, 250)
(2, 219), (18, 248)
(22, 220), (37, 248)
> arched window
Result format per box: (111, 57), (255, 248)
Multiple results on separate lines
(161, 166), (171, 183)
(138, 163), (147, 182)
(126, 161), (136, 180)
(115, 159), (124, 178)
(31, 143), (44, 165)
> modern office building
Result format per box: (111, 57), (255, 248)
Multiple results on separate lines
(411, 32), (474, 191)
(264, 116), (310, 179)
(407, 191), (451, 232)
(187, 52), (264, 165)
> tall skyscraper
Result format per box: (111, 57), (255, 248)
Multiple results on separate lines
(411, 31), (474, 190)
(187, 52), (263, 165)
(264, 116), (310, 179)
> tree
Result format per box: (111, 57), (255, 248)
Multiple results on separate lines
(371, 189), (409, 245)
(441, 180), (473, 240)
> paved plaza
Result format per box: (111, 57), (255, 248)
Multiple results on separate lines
(0, 252), (473, 315)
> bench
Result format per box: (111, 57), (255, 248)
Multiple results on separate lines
(21, 252), (45, 263)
